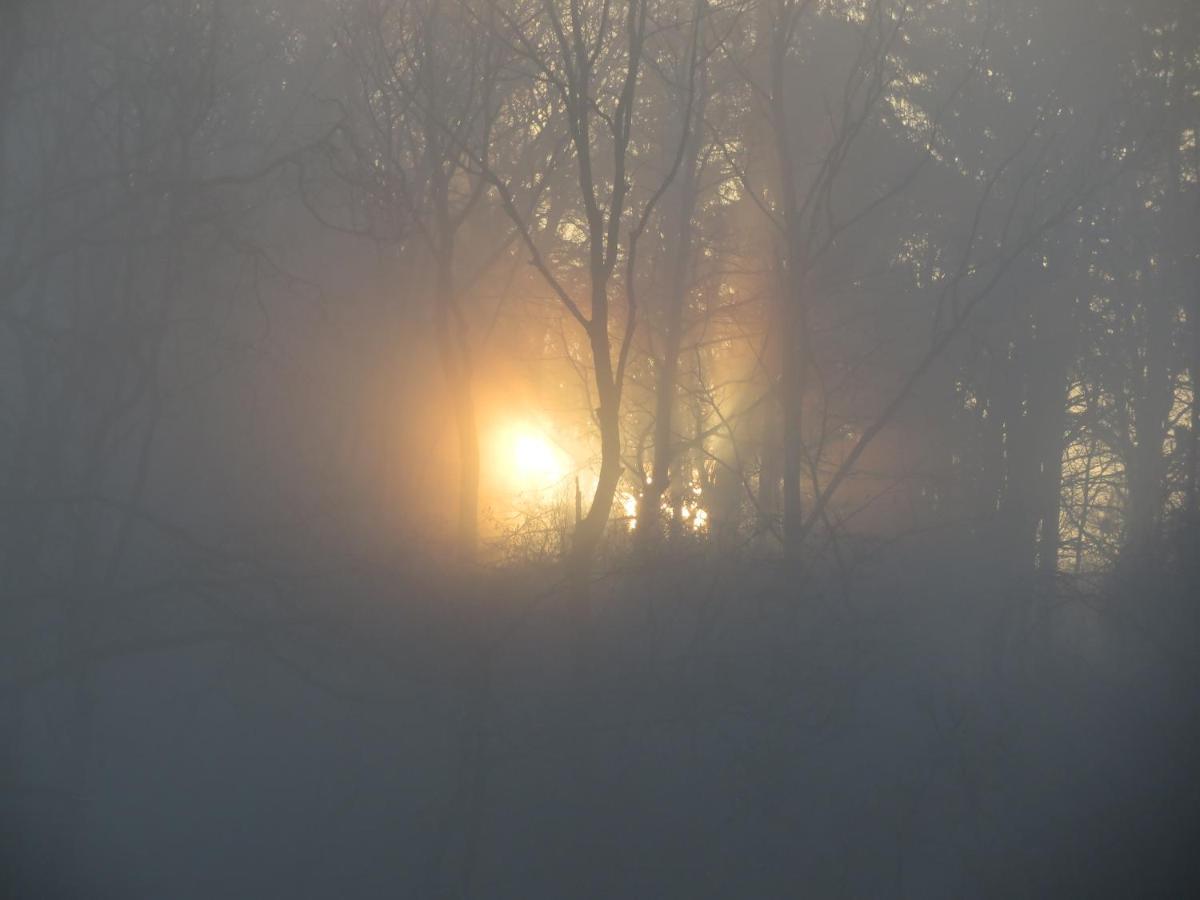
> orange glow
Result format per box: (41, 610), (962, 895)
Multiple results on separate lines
(497, 422), (569, 496)
(621, 492), (639, 530)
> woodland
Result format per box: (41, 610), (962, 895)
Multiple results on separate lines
(2, 1), (1199, 896)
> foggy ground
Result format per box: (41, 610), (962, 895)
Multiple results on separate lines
(9, 537), (1199, 898)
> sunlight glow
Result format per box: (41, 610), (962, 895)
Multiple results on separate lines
(505, 424), (569, 495)
(622, 492), (639, 530)
(618, 489), (711, 535)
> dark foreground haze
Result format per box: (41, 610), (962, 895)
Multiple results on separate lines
(2, 1), (1199, 897)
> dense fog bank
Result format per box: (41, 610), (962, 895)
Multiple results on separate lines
(2, 0), (1198, 897)
(8, 541), (1200, 897)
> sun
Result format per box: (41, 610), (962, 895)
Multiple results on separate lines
(513, 431), (564, 485)
(503, 424), (569, 494)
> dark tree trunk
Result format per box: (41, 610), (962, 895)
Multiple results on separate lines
(769, 5), (810, 560)
(1030, 273), (1075, 576)
(572, 293), (623, 579)
(430, 171), (480, 560)
(1187, 287), (1200, 524)
(779, 270), (808, 558)
(638, 90), (703, 545)
(1126, 288), (1173, 562)
(995, 312), (1039, 579)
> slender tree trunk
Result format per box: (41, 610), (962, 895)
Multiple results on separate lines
(641, 330), (681, 539)
(1035, 394), (1068, 577)
(752, 226), (784, 538)
(638, 92), (703, 545)
(1075, 438), (1096, 574)
(735, 0), (781, 541)
(566, 0), (647, 584)
(430, 174), (480, 560)
(769, 4), (809, 559)
(779, 265), (808, 558)
(995, 316), (1039, 578)
(1031, 279), (1073, 576)
(995, 270), (1073, 579)
(1126, 142), (1186, 565)
(1187, 287), (1200, 524)
(432, 292), (480, 560)
(1126, 289), (1173, 562)
(572, 293), (623, 579)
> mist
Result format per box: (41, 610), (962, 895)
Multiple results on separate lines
(2, 1), (1198, 897)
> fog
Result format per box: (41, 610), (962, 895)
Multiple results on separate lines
(2, 1), (1198, 897)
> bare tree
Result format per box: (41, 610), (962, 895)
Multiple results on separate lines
(330, 0), (508, 558)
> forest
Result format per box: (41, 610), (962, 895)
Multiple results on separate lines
(1, 0), (1198, 896)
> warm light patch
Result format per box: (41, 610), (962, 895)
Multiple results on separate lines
(500, 423), (569, 496)
(621, 492), (639, 530)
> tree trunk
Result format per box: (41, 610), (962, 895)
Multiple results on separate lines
(1187, 286), (1200, 524)
(1126, 141), (1187, 565)
(430, 173), (480, 560)
(995, 316), (1039, 579)
(1126, 288), (1173, 562)
(638, 97), (703, 546)
(572, 301), (623, 579)
(769, 1), (810, 560)
(1030, 272), (1074, 576)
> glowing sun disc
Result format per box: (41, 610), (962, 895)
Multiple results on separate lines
(506, 426), (568, 492)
